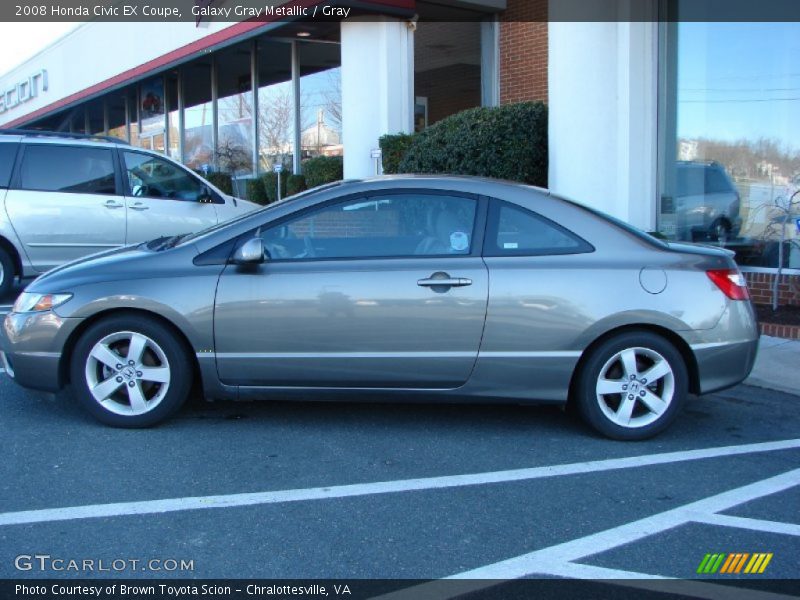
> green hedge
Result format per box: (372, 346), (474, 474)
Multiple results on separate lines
(379, 133), (415, 175)
(204, 172), (234, 195)
(246, 178), (269, 205)
(287, 174), (307, 197)
(303, 155), (343, 188)
(398, 102), (548, 187)
(261, 172), (288, 203)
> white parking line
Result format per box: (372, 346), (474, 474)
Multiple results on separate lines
(0, 438), (798, 527)
(378, 468), (800, 600)
(695, 513), (800, 537)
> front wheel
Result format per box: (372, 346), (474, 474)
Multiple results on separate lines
(70, 315), (192, 427)
(0, 246), (14, 297)
(575, 331), (688, 440)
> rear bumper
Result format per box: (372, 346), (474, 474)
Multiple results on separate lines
(1, 311), (82, 393)
(691, 301), (759, 395)
(693, 338), (759, 394)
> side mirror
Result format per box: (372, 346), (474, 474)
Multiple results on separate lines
(199, 185), (214, 204)
(232, 238), (266, 265)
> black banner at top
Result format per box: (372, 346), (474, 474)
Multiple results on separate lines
(1, 0), (800, 23)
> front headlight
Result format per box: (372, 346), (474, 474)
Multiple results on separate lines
(12, 293), (73, 313)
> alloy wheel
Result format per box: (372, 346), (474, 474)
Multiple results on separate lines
(84, 331), (171, 416)
(595, 346), (675, 429)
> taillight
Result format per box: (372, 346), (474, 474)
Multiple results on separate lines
(707, 269), (750, 301)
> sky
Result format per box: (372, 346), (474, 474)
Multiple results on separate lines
(677, 21), (800, 151)
(0, 22), (81, 77)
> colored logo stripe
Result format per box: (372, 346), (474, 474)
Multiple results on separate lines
(698, 553), (772, 575)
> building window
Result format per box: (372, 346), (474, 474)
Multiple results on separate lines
(182, 58), (214, 172)
(415, 22), (482, 129)
(217, 42), (255, 177)
(299, 42), (342, 159)
(659, 18), (800, 271)
(257, 41), (294, 172)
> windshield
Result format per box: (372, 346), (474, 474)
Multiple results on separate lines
(175, 180), (349, 246)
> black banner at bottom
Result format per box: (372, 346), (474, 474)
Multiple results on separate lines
(2, 579), (800, 600)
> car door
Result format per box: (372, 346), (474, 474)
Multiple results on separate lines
(213, 191), (489, 388)
(121, 150), (221, 244)
(4, 143), (126, 272)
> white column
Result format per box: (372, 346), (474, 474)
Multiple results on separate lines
(548, 18), (658, 231)
(340, 17), (414, 179)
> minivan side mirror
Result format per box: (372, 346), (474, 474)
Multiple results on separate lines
(231, 238), (266, 265)
(199, 185), (214, 203)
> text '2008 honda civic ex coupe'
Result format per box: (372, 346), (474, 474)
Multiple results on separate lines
(0, 176), (759, 440)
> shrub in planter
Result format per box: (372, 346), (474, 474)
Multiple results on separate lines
(286, 174), (307, 197)
(246, 177), (269, 205)
(398, 102), (548, 187)
(261, 172), (288, 204)
(379, 133), (415, 174)
(204, 172), (234, 195)
(303, 155), (343, 188)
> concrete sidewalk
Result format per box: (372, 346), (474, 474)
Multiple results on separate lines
(744, 335), (800, 397)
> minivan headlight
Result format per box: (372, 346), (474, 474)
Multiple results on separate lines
(12, 293), (73, 313)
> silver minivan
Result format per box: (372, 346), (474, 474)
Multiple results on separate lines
(0, 130), (258, 295)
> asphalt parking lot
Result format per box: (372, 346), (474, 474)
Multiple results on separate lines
(0, 283), (799, 598)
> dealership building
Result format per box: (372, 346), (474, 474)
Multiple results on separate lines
(0, 0), (798, 305)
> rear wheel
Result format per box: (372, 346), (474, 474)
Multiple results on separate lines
(70, 315), (192, 427)
(575, 331), (688, 440)
(710, 219), (731, 244)
(0, 246), (14, 297)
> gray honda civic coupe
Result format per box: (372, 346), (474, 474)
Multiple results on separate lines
(0, 176), (758, 439)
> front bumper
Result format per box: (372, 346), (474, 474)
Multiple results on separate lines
(0, 311), (83, 393)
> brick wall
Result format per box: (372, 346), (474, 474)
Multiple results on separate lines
(744, 272), (800, 307)
(499, 0), (548, 105)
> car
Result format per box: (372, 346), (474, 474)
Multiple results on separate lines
(663, 161), (742, 243)
(0, 175), (759, 440)
(0, 129), (259, 296)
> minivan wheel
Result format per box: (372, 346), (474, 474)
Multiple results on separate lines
(575, 331), (688, 440)
(710, 219), (731, 244)
(0, 247), (14, 297)
(70, 315), (192, 427)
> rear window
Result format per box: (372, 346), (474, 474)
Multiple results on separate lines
(0, 142), (19, 188)
(676, 165), (733, 196)
(18, 145), (116, 195)
(485, 201), (593, 256)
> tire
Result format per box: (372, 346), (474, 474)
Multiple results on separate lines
(0, 246), (15, 298)
(70, 315), (192, 428)
(575, 331), (688, 440)
(709, 219), (731, 243)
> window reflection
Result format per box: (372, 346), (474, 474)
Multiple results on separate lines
(661, 20), (800, 269)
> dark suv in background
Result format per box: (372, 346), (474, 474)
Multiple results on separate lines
(664, 161), (742, 243)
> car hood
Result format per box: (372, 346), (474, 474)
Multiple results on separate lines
(26, 243), (196, 293)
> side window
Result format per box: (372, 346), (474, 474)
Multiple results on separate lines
(123, 151), (207, 202)
(259, 193), (477, 260)
(18, 145), (116, 195)
(0, 143), (19, 188)
(486, 201), (592, 256)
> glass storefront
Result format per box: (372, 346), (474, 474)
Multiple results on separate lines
(660, 18), (800, 271)
(217, 42), (255, 179)
(299, 42), (342, 159)
(257, 41), (293, 171)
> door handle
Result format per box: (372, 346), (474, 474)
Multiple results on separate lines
(417, 274), (472, 288)
(130, 202), (149, 211)
(104, 200), (124, 209)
